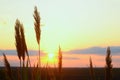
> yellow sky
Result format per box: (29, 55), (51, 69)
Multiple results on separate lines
(0, 0), (120, 53)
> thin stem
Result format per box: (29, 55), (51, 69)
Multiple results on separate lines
(27, 54), (31, 67)
(20, 58), (21, 68)
(23, 60), (25, 68)
(38, 43), (41, 80)
(38, 43), (40, 67)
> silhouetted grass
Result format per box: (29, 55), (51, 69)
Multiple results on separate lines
(89, 57), (95, 80)
(3, 53), (13, 80)
(0, 5), (119, 80)
(33, 6), (41, 68)
(105, 47), (112, 80)
(58, 46), (62, 80)
(15, 19), (22, 67)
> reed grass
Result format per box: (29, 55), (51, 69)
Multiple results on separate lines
(31, 63), (44, 80)
(105, 47), (112, 80)
(33, 6), (41, 67)
(3, 53), (13, 80)
(15, 19), (22, 67)
(89, 57), (95, 80)
(1, 5), (117, 80)
(20, 24), (31, 67)
(33, 6), (41, 45)
(2, 6), (62, 80)
(15, 19), (32, 80)
(58, 46), (62, 80)
(20, 24), (26, 67)
(17, 67), (21, 80)
(15, 19), (31, 67)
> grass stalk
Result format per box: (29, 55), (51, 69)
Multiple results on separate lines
(3, 53), (13, 80)
(105, 47), (112, 80)
(89, 57), (95, 80)
(33, 6), (41, 80)
(15, 19), (22, 67)
(33, 6), (41, 67)
(58, 46), (62, 80)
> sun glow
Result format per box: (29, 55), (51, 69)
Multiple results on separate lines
(48, 53), (54, 59)
(47, 53), (56, 63)
(41, 52), (58, 67)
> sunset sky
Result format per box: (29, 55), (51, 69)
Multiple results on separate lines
(0, 0), (120, 67)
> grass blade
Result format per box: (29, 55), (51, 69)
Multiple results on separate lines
(3, 53), (13, 80)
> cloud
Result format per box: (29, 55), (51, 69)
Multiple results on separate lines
(0, 47), (120, 67)
(0, 50), (45, 56)
(66, 46), (120, 55)
(63, 57), (80, 60)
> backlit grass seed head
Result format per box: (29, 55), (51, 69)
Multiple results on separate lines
(33, 6), (41, 44)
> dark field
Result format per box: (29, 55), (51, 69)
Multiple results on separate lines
(0, 67), (120, 80)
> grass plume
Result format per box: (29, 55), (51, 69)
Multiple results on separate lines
(33, 6), (41, 45)
(3, 53), (13, 80)
(15, 19), (22, 67)
(20, 24), (31, 67)
(33, 6), (41, 67)
(15, 19), (30, 67)
(58, 46), (62, 80)
(105, 47), (112, 80)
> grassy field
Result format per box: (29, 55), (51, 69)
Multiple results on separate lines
(0, 67), (120, 80)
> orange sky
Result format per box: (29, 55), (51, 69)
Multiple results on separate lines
(0, 53), (120, 67)
(0, 0), (120, 67)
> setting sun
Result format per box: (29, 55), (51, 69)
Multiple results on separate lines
(47, 53), (56, 63)
(48, 53), (54, 59)
(41, 52), (58, 67)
